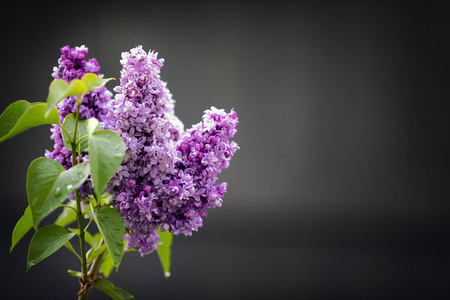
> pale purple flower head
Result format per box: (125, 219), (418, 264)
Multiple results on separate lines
(45, 45), (113, 197)
(108, 46), (238, 255)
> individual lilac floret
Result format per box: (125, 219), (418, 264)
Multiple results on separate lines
(45, 45), (112, 197)
(108, 46), (238, 255)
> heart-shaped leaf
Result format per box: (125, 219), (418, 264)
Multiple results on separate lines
(27, 224), (76, 270)
(87, 243), (107, 264)
(46, 74), (114, 118)
(81, 73), (114, 93)
(100, 249), (115, 278)
(61, 114), (93, 152)
(94, 279), (135, 300)
(67, 227), (96, 248)
(93, 207), (125, 267)
(54, 201), (77, 228)
(10, 206), (33, 252)
(156, 228), (173, 279)
(0, 100), (59, 143)
(88, 130), (125, 200)
(64, 241), (81, 262)
(86, 117), (100, 136)
(46, 79), (86, 117)
(27, 158), (90, 228)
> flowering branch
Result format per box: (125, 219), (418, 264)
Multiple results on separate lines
(2, 45), (239, 299)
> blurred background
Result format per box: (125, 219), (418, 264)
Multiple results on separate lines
(0, 1), (449, 299)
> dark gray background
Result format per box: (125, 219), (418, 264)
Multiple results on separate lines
(1, 1), (449, 299)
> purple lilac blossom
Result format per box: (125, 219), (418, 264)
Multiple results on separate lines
(45, 45), (113, 197)
(108, 46), (239, 255)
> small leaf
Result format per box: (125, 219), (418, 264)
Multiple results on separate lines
(93, 233), (102, 246)
(93, 207), (125, 267)
(27, 158), (90, 228)
(156, 228), (173, 279)
(67, 228), (96, 248)
(81, 73), (114, 93)
(94, 279), (135, 300)
(27, 224), (76, 270)
(10, 206), (33, 252)
(87, 243), (107, 264)
(0, 100), (59, 143)
(88, 130), (125, 200)
(64, 241), (81, 262)
(46, 79), (86, 117)
(61, 114), (91, 152)
(67, 270), (83, 278)
(100, 249), (115, 278)
(86, 118), (99, 136)
(54, 201), (77, 227)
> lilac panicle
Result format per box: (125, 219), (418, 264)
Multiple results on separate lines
(45, 45), (113, 197)
(108, 46), (238, 255)
(107, 45), (183, 254)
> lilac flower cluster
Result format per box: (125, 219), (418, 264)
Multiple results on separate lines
(108, 46), (238, 255)
(45, 45), (112, 196)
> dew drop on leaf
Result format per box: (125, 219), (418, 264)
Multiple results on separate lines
(66, 184), (74, 193)
(54, 187), (62, 196)
(112, 249), (121, 256)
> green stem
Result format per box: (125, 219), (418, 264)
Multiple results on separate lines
(84, 218), (93, 232)
(76, 189), (88, 281)
(76, 135), (88, 149)
(71, 96), (89, 290)
(73, 96), (81, 150)
(77, 248), (105, 300)
(59, 124), (73, 144)
(58, 204), (78, 214)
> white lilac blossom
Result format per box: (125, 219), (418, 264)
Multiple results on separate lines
(45, 45), (113, 197)
(108, 46), (239, 255)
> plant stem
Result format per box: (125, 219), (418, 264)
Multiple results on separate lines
(77, 248), (105, 300)
(75, 189), (88, 283)
(71, 97), (89, 289)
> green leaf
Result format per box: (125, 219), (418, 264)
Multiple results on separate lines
(0, 100), (59, 143)
(67, 270), (83, 278)
(94, 279), (135, 300)
(10, 206), (33, 252)
(86, 118), (99, 136)
(27, 158), (90, 228)
(156, 228), (173, 279)
(93, 207), (125, 267)
(67, 228), (96, 248)
(61, 114), (93, 152)
(93, 233), (103, 246)
(88, 130), (125, 200)
(87, 243), (107, 264)
(27, 224), (76, 270)
(81, 73), (114, 93)
(64, 241), (81, 262)
(100, 249), (115, 278)
(54, 201), (77, 227)
(85, 231), (96, 247)
(46, 79), (86, 117)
